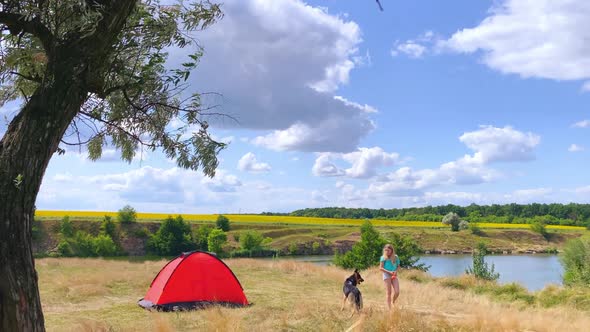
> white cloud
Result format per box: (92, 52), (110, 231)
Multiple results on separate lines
(568, 144), (585, 152)
(581, 81), (590, 92)
(174, 0), (374, 152)
(572, 119), (590, 128)
(367, 126), (538, 196)
(458, 125), (540, 163)
(312, 147), (399, 178)
(237, 152), (272, 173)
(333, 96), (378, 113)
(391, 31), (438, 59)
(442, 0), (590, 83)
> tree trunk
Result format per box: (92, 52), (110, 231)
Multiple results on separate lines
(0, 65), (88, 331)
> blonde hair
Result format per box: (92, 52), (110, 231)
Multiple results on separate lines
(382, 244), (395, 260)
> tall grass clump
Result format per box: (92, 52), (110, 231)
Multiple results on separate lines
(560, 237), (590, 286)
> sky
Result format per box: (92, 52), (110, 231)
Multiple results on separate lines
(5, 0), (590, 213)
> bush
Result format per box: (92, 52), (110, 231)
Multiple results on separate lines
(312, 241), (321, 254)
(57, 231), (120, 257)
(216, 215), (230, 231)
(334, 220), (384, 269)
(194, 225), (213, 250)
(560, 237), (590, 286)
(59, 215), (74, 238)
(240, 230), (268, 252)
(133, 227), (150, 238)
(470, 222), (483, 235)
(530, 221), (548, 239)
(92, 234), (119, 256)
(288, 243), (298, 255)
(387, 233), (429, 271)
(147, 215), (196, 256)
(442, 212), (462, 232)
(57, 240), (73, 256)
(466, 243), (500, 281)
(100, 215), (116, 238)
(207, 228), (227, 254)
(459, 220), (469, 230)
(117, 205), (137, 223)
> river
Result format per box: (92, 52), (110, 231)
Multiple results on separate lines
(262, 254), (563, 291)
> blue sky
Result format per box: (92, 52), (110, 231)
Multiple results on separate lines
(10, 0), (590, 213)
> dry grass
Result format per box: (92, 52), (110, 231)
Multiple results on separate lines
(37, 258), (590, 332)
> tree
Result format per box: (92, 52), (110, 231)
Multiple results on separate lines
(442, 212), (462, 232)
(207, 228), (227, 254)
(387, 233), (429, 271)
(239, 230), (270, 252)
(560, 237), (590, 286)
(334, 220), (385, 269)
(117, 205), (137, 224)
(216, 214), (230, 231)
(466, 243), (500, 281)
(0, 2), (223, 330)
(530, 220), (549, 240)
(147, 215), (196, 256)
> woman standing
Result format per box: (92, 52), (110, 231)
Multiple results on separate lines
(379, 244), (400, 309)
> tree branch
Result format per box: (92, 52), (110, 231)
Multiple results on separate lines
(0, 12), (54, 51)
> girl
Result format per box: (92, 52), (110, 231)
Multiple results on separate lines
(379, 244), (400, 309)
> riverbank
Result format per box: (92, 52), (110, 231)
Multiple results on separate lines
(38, 258), (590, 331)
(32, 218), (587, 257)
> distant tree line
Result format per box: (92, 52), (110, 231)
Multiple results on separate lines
(286, 203), (590, 227)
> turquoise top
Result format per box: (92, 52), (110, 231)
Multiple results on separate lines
(380, 255), (400, 272)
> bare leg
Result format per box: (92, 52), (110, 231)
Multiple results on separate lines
(392, 278), (400, 305)
(383, 278), (392, 310)
(341, 294), (347, 311)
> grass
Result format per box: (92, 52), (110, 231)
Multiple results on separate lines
(38, 258), (590, 332)
(34, 210), (588, 230)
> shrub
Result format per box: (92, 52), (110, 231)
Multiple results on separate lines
(470, 222), (483, 235)
(240, 230), (268, 252)
(117, 205), (137, 223)
(100, 215), (116, 238)
(459, 220), (469, 230)
(216, 215), (230, 231)
(147, 215), (196, 256)
(133, 227), (150, 238)
(530, 221), (548, 239)
(59, 215), (74, 238)
(207, 228), (227, 254)
(194, 225), (213, 250)
(233, 233), (240, 243)
(442, 212), (462, 232)
(312, 241), (321, 254)
(560, 237), (590, 286)
(57, 240), (73, 256)
(466, 243), (500, 281)
(334, 220), (384, 269)
(288, 243), (298, 255)
(92, 234), (119, 256)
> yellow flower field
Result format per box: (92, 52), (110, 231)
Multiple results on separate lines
(34, 210), (587, 230)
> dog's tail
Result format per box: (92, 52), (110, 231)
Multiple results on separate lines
(351, 288), (362, 311)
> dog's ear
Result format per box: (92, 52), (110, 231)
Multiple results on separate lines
(354, 269), (358, 273)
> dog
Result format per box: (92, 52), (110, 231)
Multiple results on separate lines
(341, 269), (364, 313)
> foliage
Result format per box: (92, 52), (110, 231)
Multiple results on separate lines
(530, 221), (549, 239)
(239, 230), (270, 252)
(59, 215), (74, 238)
(560, 237), (590, 286)
(387, 233), (429, 271)
(117, 205), (137, 224)
(57, 231), (118, 257)
(133, 227), (150, 239)
(100, 216), (117, 238)
(312, 241), (321, 254)
(470, 222), (483, 235)
(334, 221), (384, 269)
(194, 225), (213, 250)
(207, 228), (227, 254)
(216, 215), (230, 231)
(288, 243), (298, 255)
(442, 212), (462, 232)
(290, 203), (590, 226)
(459, 220), (469, 230)
(147, 215), (196, 256)
(466, 243), (500, 281)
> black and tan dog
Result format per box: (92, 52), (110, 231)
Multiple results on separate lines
(341, 269), (364, 313)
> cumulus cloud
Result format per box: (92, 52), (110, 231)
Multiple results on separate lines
(174, 0), (375, 152)
(442, 0), (590, 84)
(568, 144), (585, 152)
(367, 126), (539, 196)
(237, 152), (272, 173)
(391, 31), (437, 59)
(312, 147), (399, 178)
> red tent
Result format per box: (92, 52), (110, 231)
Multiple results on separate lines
(138, 251), (249, 311)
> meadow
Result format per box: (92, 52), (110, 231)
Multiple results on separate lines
(35, 210), (586, 230)
(39, 258), (590, 332)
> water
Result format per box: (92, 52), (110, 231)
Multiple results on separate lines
(262, 254), (563, 291)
